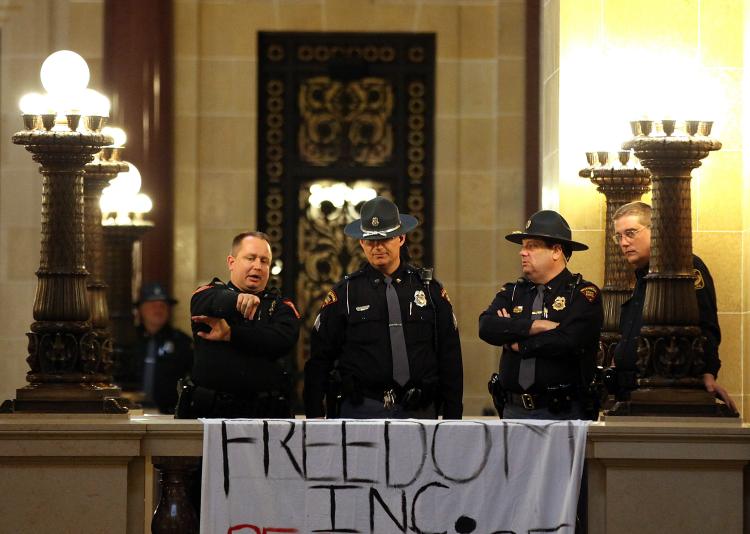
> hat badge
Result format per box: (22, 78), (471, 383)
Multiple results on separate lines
(525, 219), (532, 229)
(371, 216), (379, 227)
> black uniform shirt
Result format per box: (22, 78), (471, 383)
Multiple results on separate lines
(304, 263), (463, 419)
(614, 254), (721, 377)
(132, 324), (193, 414)
(190, 278), (301, 395)
(479, 268), (603, 394)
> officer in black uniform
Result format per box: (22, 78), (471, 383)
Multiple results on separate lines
(480, 210), (603, 420)
(612, 201), (736, 412)
(120, 282), (193, 414)
(177, 231), (301, 418)
(304, 196), (463, 419)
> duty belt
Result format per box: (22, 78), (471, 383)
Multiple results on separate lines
(506, 392), (547, 410)
(359, 384), (433, 410)
(505, 386), (578, 411)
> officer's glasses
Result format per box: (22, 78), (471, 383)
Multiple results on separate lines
(612, 225), (650, 244)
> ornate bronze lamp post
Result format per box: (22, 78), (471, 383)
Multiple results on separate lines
(609, 119), (734, 416)
(1, 51), (128, 413)
(83, 132), (129, 387)
(580, 150), (651, 366)
(102, 224), (152, 382)
(100, 161), (153, 394)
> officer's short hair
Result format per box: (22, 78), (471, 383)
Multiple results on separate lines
(231, 231), (271, 255)
(613, 201), (651, 226)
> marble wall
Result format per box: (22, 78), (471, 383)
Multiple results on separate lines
(172, 0), (529, 415)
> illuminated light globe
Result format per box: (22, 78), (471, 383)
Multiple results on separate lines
(108, 162), (142, 197)
(101, 126), (126, 147)
(18, 92), (48, 115)
(82, 89), (111, 118)
(40, 50), (90, 116)
(40, 50), (90, 96)
(99, 188), (118, 222)
(132, 193), (153, 215)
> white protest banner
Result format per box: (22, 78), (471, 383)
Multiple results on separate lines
(201, 419), (589, 534)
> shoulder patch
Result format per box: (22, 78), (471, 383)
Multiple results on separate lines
(192, 284), (211, 295)
(579, 285), (599, 303)
(282, 299), (301, 319)
(440, 287), (452, 304)
(321, 289), (338, 309)
(693, 268), (705, 290)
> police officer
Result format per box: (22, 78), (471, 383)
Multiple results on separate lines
(612, 201), (737, 412)
(304, 196), (463, 419)
(177, 231), (301, 418)
(123, 282), (193, 414)
(479, 210), (603, 420)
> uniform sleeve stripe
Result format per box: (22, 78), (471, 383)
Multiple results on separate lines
(192, 284), (211, 295)
(282, 299), (301, 319)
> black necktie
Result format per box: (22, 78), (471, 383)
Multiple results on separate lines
(142, 337), (158, 403)
(518, 284), (545, 391)
(384, 275), (410, 386)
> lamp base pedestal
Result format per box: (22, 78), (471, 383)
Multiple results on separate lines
(0, 383), (129, 414)
(606, 387), (737, 417)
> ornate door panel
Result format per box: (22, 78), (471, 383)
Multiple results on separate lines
(257, 32), (435, 396)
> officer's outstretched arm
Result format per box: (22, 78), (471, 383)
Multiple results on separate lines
(190, 283), (240, 319)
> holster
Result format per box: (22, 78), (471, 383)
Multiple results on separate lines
(579, 365), (606, 420)
(401, 379), (437, 411)
(487, 373), (505, 416)
(325, 369), (344, 418)
(174, 378), (290, 419)
(175, 378), (204, 419)
(603, 367), (637, 400)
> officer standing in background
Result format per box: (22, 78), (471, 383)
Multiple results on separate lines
(177, 231), (301, 418)
(124, 282), (193, 414)
(479, 210), (603, 420)
(612, 201), (736, 412)
(304, 196), (463, 419)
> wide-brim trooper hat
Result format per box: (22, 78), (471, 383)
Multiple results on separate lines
(505, 210), (588, 251)
(134, 281), (178, 306)
(344, 196), (419, 240)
